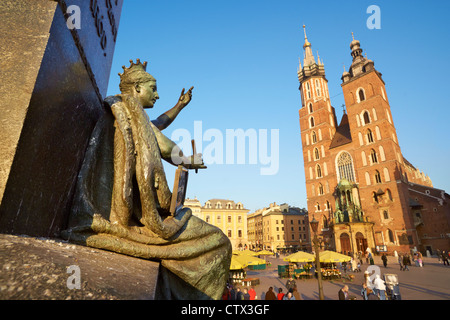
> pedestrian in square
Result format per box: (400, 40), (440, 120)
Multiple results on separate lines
(381, 253), (388, 268)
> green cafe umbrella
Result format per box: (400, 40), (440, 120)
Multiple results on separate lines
(283, 251), (315, 263)
(319, 250), (352, 263)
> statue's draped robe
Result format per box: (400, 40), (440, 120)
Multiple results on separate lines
(62, 95), (231, 300)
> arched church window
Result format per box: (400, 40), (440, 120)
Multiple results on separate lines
(314, 148), (320, 160)
(310, 116), (315, 128)
(336, 151), (356, 182)
(363, 111), (371, 125)
(370, 149), (378, 164)
(358, 88), (366, 102)
(318, 183), (324, 195)
(367, 129), (374, 143)
(315, 79), (321, 97)
(316, 164), (322, 178)
(312, 131), (317, 144)
(373, 192), (378, 203)
(386, 189), (393, 201)
(388, 229), (395, 243)
(322, 215), (328, 228)
(308, 103), (313, 113)
(375, 170), (382, 184)
(306, 82), (311, 99)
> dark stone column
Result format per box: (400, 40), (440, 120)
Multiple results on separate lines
(0, 0), (123, 237)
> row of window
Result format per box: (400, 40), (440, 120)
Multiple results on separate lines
(204, 202), (244, 209)
(205, 215), (244, 224)
(304, 78), (328, 102)
(267, 233), (308, 241)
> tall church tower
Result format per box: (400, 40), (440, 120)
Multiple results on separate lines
(340, 34), (418, 251)
(298, 30), (423, 255)
(298, 26), (338, 243)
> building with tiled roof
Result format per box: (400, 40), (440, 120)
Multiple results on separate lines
(184, 198), (249, 250)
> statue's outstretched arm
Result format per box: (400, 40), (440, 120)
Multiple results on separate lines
(150, 121), (206, 170)
(152, 86), (194, 130)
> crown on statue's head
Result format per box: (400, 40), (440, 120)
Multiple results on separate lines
(118, 58), (148, 79)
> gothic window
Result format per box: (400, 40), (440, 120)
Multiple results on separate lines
(375, 170), (382, 184)
(315, 79), (321, 96)
(308, 103), (313, 113)
(316, 164), (322, 178)
(363, 111), (371, 125)
(306, 82), (311, 99)
(358, 88), (366, 102)
(388, 229), (395, 243)
(326, 201), (331, 211)
(314, 148), (320, 160)
(383, 168), (391, 182)
(310, 116), (315, 128)
(312, 131), (317, 144)
(316, 202), (321, 211)
(336, 151), (356, 182)
(365, 172), (371, 185)
(387, 189), (393, 201)
(373, 192), (378, 203)
(322, 215), (328, 228)
(367, 129), (374, 143)
(383, 210), (389, 219)
(370, 149), (378, 164)
(318, 183), (324, 195)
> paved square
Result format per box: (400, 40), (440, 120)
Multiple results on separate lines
(236, 254), (450, 300)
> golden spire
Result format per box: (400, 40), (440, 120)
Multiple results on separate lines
(303, 25), (311, 48)
(351, 32), (355, 41)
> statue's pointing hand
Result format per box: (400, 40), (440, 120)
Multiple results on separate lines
(178, 86), (194, 108)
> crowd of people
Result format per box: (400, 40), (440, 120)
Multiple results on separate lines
(222, 276), (303, 300)
(222, 248), (448, 300)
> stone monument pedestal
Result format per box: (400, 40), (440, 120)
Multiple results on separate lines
(0, 233), (159, 299)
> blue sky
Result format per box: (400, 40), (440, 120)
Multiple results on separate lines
(107, 0), (450, 213)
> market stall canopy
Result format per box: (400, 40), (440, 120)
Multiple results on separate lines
(319, 250), (352, 263)
(283, 251), (315, 263)
(230, 255), (247, 270)
(255, 250), (274, 256)
(234, 254), (266, 266)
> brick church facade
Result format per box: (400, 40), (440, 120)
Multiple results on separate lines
(298, 27), (450, 256)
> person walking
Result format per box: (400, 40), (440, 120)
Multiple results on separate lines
(403, 254), (410, 271)
(398, 254), (404, 271)
(285, 276), (296, 293)
(243, 288), (250, 300)
(361, 283), (369, 300)
(277, 288), (285, 300)
(292, 286), (302, 300)
(381, 253), (388, 268)
(338, 285), (349, 300)
(248, 287), (256, 300)
(442, 251), (449, 266)
(229, 285), (236, 300)
(373, 274), (387, 300)
(283, 292), (296, 300)
(265, 287), (277, 300)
